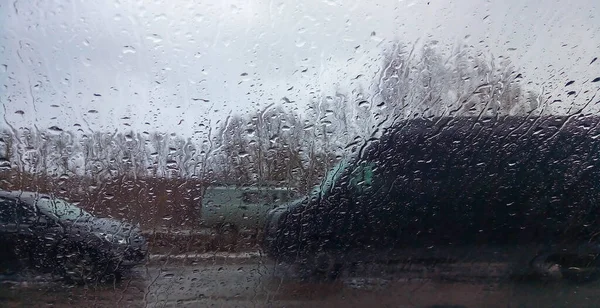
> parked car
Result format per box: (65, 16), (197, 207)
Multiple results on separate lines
(201, 186), (297, 241)
(263, 115), (600, 282)
(0, 190), (148, 284)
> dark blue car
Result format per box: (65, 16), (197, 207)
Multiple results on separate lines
(263, 115), (600, 282)
(0, 191), (148, 284)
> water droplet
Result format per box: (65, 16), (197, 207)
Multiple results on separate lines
(194, 14), (204, 22)
(146, 34), (163, 43)
(358, 100), (369, 107)
(592, 77), (600, 83)
(0, 158), (10, 170)
(14, 110), (24, 115)
(88, 110), (98, 114)
(93, 93), (101, 97)
(154, 14), (167, 21)
(48, 126), (63, 132)
(122, 46), (136, 54)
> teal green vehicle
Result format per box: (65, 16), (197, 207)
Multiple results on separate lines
(200, 186), (298, 237)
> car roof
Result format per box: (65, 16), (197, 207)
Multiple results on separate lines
(385, 115), (599, 136)
(206, 186), (295, 191)
(0, 190), (52, 204)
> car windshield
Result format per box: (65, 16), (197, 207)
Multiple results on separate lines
(36, 198), (93, 221)
(311, 157), (351, 198)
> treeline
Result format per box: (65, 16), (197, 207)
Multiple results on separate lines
(0, 99), (371, 193)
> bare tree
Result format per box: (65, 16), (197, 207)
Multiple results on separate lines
(0, 129), (13, 163)
(375, 41), (530, 122)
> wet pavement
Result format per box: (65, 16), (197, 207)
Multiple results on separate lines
(2, 255), (600, 308)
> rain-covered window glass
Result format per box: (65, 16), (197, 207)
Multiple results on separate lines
(36, 197), (92, 221)
(2, 0), (600, 306)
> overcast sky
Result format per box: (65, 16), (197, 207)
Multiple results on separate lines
(1, 0), (599, 138)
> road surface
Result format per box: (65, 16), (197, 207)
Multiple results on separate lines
(2, 254), (600, 307)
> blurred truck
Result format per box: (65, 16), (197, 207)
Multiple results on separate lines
(200, 186), (297, 244)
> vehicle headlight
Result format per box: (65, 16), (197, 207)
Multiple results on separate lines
(94, 232), (128, 245)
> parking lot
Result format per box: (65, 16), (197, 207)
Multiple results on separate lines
(3, 252), (600, 308)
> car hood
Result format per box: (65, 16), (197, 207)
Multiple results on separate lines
(68, 217), (141, 237)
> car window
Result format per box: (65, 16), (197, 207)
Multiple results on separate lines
(35, 197), (92, 221)
(348, 162), (376, 193)
(314, 158), (351, 198)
